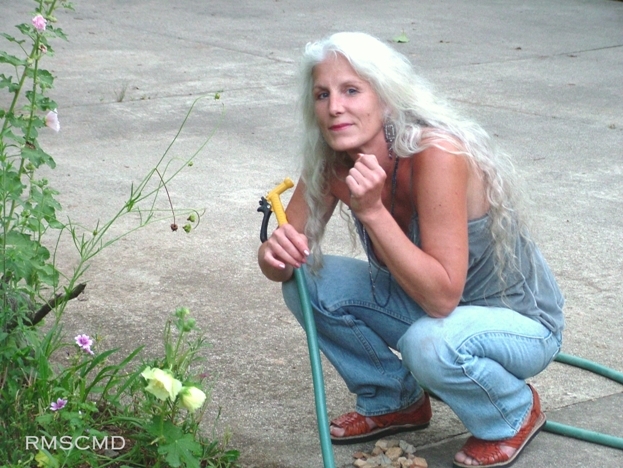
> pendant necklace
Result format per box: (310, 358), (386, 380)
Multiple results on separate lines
(362, 155), (400, 307)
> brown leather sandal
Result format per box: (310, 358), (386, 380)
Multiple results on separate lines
(330, 393), (432, 445)
(453, 385), (546, 468)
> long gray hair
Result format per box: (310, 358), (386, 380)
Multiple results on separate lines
(298, 32), (528, 274)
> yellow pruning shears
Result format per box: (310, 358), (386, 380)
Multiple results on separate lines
(258, 178), (294, 239)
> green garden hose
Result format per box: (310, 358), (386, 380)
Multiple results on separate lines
(554, 353), (623, 385)
(294, 268), (336, 467)
(259, 179), (336, 468)
(543, 353), (623, 450)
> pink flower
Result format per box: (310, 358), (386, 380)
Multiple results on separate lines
(32, 14), (47, 32)
(45, 109), (60, 132)
(75, 334), (92, 348)
(50, 398), (67, 411)
(75, 334), (94, 354)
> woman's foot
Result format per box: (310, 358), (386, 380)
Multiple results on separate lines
(330, 393), (432, 445)
(453, 385), (546, 468)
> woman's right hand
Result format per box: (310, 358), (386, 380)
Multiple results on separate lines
(258, 223), (310, 282)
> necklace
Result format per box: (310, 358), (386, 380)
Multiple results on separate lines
(361, 156), (400, 307)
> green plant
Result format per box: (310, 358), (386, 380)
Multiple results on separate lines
(20, 308), (239, 468)
(0, 2), (236, 467)
(1, 2), (70, 333)
(123, 307), (239, 468)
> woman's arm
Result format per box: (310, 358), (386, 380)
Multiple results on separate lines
(349, 144), (470, 317)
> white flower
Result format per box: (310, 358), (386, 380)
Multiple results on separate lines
(45, 109), (60, 132)
(179, 386), (207, 411)
(141, 367), (182, 401)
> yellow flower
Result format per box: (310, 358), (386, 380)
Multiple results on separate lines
(141, 367), (182, 401)
(180, 386), (207, 411)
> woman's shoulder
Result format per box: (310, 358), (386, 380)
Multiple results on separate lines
(409, 130), (489, 220)
(417, 128), (466, 154)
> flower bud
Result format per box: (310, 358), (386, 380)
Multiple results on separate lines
(179, 386), (207, 411)
(175, 307), (190, 318)
(182, 317), (196, 332)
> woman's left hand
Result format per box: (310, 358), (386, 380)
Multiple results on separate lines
(345, 153), (387, 222)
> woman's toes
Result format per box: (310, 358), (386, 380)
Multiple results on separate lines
(454, 451), (479, 466)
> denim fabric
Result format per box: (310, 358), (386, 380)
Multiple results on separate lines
(398, 306), (562, 439)
(282, 255), (562, 439)
(356, 214), (565, 334)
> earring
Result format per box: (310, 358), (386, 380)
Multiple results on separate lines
(384, 122), (396, 159)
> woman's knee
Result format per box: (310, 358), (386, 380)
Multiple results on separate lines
(398, 318), (457, 385)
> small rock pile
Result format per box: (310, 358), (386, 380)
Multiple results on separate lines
(352, 439), (428, 468)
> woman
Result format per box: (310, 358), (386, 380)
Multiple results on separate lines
(258, 32), (564, 468)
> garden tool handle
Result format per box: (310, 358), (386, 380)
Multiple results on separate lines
(257, 178), (294, 243)
(265, 177), (294, 226)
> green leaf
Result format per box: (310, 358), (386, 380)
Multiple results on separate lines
(3, 231), (55, 286)
(8, 114), (29, 129)
(32, 184), (62, 221)
(0, 51), (27, 66)
(37, 69), (55, 90)
(101, 345), (144, 400)
(1, 33), (26, 45)
(36, 263), (60, 287)
(39, 96), (58, 111)
(144, 415), (164, 438)
(49, 26), (68, 41)
(5, 230), (36, 247)
(79, 348), (119, 379)
(393, 31), (410, 43)
(159, 431), (202, 468)
(36, 413), (54, 425)
(0, 73), (14, 89)
(0, 169), (26, 198)
(2, 128), (25, 145)
(16, 23), (33, 37)
(21, 146), (56, 169)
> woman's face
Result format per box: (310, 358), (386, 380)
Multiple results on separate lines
(312, 54), (386, 159)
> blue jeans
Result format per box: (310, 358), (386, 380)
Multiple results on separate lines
(282, 255), (562, 440)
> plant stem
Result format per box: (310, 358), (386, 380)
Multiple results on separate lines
(154, 168), (176, 226)
(6, 36), (42, 228)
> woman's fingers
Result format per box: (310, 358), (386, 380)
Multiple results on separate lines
(347, 154), (387, 216)
(264, 224), (309, 269)
(348, 154), (385, 191)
